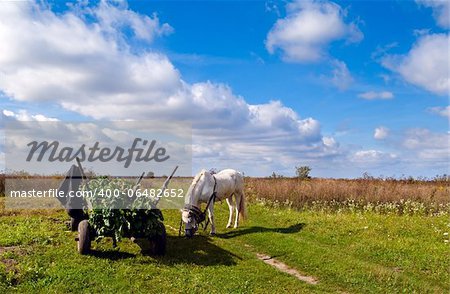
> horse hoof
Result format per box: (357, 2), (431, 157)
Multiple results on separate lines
(226, 225), (231, 229)
(210, 232), (216, 236)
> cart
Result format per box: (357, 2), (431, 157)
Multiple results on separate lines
(58, 158), (177, 256)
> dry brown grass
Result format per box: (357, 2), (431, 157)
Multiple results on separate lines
(1, 173), (449, 214)
(244, 177), (450, 214)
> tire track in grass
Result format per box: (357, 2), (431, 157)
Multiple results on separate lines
(242, 228), (445, 293)
(240, 242), (319, 285)
(166, 223), (319, 285)
(168, 224), (320, 286)
(256, 252), (318, 285)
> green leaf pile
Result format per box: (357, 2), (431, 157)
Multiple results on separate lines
(81, 177), (164, 245)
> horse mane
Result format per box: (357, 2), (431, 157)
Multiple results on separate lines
(186, 169), (207, 203)
(192, 169), (207, 186)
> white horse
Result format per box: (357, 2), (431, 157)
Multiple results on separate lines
(181, 169), (246, 237)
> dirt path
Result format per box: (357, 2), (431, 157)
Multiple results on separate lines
(256, 253), (318, 285)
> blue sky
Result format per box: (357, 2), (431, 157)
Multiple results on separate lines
(0, 0), (449, 178)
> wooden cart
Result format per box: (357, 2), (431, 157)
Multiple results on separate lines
(71, 159), (177, 256)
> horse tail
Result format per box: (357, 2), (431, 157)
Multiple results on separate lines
(238, 191), (247, 220)
(237, 173), (246, 220)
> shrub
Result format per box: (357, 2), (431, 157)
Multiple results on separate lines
(295, 166), (311, 179)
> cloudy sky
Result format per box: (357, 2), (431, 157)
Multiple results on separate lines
(0, 0), (448, 178)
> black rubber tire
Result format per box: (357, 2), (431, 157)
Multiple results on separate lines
(152, 226), (166, 256)
(70, 217), (79, 232)
(77, 220), (91, 255)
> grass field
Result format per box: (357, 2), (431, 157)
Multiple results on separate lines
(245, 177), (450, 214)
(1, 195), (449, 293)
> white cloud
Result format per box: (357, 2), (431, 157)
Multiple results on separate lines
(89, 1), (173, 42)
(374, 127), (389, 140)
(417, 0), (450, 28)
(350, 150), (397, 164)
(330, 60), (353, 90)
(344, 128), (448, 174)
(265, 0), (362, 63)
(2, 109), (59, 121)
(248, 100), (321, 140)
(0, 1), (341, 176)
(379, 1), (449, 96)
(0, 1), (181, 106)
(413, 28), (431, 37)
(403, 128), (448, 150)
(371, 42), (399, 60)
(348, 128), (449, 176)
(428, 106), (450, 119)
(382, 33), (449, 95)
(358, 91), (394, 100)
(402, 128), (450, 162)
(322, 136), (337, 148)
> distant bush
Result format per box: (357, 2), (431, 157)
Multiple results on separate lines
(295, 166), (311, 179)
(269, 172), (284, 179)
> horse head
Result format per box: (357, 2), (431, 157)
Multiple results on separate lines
(181, 205), (205, 237)
(180, 170), (209, 237)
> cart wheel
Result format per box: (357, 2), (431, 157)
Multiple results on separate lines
(70, 217), (79, 232)
(153, 226), (166, 256)
(77, 220), (91, 255)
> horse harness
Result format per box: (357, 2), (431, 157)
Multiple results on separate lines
(179, 175), (218, 236)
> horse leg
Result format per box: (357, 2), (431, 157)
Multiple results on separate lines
(234, 193), (241, 228)
(226, 197), (234, 228)
(207, 204), (216, 235)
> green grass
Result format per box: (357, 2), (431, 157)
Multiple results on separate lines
(1, 200), (449, 293)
